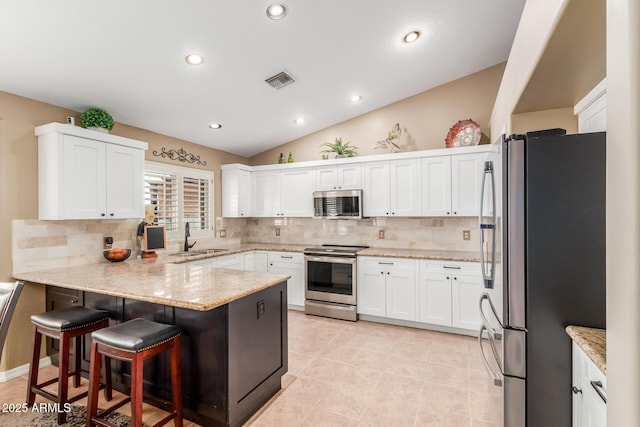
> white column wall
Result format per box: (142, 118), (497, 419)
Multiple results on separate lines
(606, 0), (640, 425)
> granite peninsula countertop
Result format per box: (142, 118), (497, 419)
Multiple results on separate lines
(566, 325), (607, 374)
(167, 243), (481, 263)
(13, 261), (291, 311)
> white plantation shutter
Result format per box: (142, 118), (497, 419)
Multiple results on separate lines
(183, 173), (212, 233)
(144, 162), (213, 240)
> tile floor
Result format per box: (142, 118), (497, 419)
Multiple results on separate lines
(0, 311), (502, 426)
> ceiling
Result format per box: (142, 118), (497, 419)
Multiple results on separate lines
(0, 0), (525, 157)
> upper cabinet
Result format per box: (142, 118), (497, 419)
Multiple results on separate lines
(251, 167), (313, 217)
(223, 145), (496, 219)
(363, 159), (420, 217)
(313, 164), (362, 191)
(36, 123), (147, 220)
(222, 164), (252, 217)
(421, 153), (485, 217)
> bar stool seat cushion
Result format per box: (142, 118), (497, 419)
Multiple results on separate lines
(92, 318), (180, 353)
(30, 306), (109, 331)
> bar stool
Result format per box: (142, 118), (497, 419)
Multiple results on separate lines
(27, 306), (111, 425)
(87, 318), (183, 427)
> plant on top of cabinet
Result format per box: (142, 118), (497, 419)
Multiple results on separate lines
(374, 123), (402, 153)
(320, 137), (358, 158)
(80, 107), (114, 132)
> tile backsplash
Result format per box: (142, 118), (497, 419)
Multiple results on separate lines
(13, 216), (480, 273)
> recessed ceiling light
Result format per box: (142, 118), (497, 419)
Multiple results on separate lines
(402, 30), (421, 44)
(294, 117), (305, 124)
(266, 4), (287, 20)
(185, 54), (204, 65)
(351, 95), (362, 102)
(209, 123), (222, 129)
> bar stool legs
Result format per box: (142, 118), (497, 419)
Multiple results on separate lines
(26, 307), (111, 425)
(87, 318), (182, 427)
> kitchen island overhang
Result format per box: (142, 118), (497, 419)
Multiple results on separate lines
(14, 261), (291, 427)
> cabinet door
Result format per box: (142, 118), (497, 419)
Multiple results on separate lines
(105, 143), (144, 219)
(390, 159), (420, 216)
(419, 272), (452, 326)
(243, 252), (254, 271)
(215, 254), (242, 270)
(357, 258), (387, 316)
(253, 252), (269, 272)
(451, 153), (483, 216)
(280, 168), (313, 217)
(62, 134), (106, 219)
(452, 273), (484, 330)
(252, 171), (281, 217)
(363, 161), (390, 217)
(337, 164), (362, 190)
(314, 166), (338, 191)
(421, 157), (452, 216)
(386, 266), (417, 321)
(222, 168), (251, 217)
(268, 253), (305, 308)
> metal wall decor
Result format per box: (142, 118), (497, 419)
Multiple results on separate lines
(152, 147), (207, 166)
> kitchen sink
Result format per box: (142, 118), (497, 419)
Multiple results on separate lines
(170, 249), (228, 257)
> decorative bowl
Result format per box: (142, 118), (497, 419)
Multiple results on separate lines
(103, 248), (132, 263)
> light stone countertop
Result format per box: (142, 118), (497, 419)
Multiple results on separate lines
(167, 243), (481, 263)
(566, 325), (606, 374)
(13, 260), (291, 311)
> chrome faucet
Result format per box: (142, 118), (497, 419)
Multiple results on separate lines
(184, 222), (196, 252)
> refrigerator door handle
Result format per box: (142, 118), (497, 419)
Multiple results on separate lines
(479, 160), (497, 289)
(478, 325), (503, 386)
(479, 293), (503, 340)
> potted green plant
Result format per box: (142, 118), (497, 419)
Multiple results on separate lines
(80, 108), (114, 133)
(320, 137), (358, 158)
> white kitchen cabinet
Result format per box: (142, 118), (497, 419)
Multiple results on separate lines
(253, 251), (269, 272)
(572, 341), (606, 427)
(267, 251), (305, 308)
(251, 168), (313, 217)
(363, 159), (420, 217)
(419, 261), (484, 330)
(221, 164), (252, 217)
(313, 164), (362, 191)
(36, 122), (147, 220)
(357, 256), (418, 321)
(215, 253), (242, 269)
(421, 153), (485, 217)
(280, 167), (314, 217)
(243, 251), (254, 271)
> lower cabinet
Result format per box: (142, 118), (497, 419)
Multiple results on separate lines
(357, 257), (418, 321)
(419, 261), (484, 331)
(572, 342), (607, 427)
(45, 286), (83, 364)
(267, 251), (305, 308)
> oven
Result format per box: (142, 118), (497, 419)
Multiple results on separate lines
(303, 245), (368, 321)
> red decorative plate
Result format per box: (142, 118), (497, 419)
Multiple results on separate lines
(445, 119), (481, 148)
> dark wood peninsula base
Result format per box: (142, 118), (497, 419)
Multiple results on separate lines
(45, 281), (288, 427)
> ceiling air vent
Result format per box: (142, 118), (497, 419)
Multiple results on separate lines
(265, 71), (295, 89)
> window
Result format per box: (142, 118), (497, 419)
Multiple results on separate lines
(144, 161), (213, 240)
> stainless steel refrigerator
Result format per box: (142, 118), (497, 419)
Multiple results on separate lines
(478, 129), (607, 426)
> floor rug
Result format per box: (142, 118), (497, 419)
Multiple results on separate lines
(0, 404), (146, 427)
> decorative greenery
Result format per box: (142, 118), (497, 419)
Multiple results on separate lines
(320, 137), (358, 157)
(80, 108), (114, 131)
(374, 123), (402, 153)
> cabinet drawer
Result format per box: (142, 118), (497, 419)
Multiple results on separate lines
(359, 256), (415, 272)
(268, 251), (303, 264)
(419, 260), (479, 274)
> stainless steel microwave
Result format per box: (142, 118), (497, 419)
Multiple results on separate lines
(313, 190), (363, 219)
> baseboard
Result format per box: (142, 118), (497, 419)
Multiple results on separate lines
(0, 357), (51, 382)
(357, 315), (478, 337)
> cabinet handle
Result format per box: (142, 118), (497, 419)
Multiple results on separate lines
(380, 271), (384, 275)
(386, 212), (389, 215)
(280, 255), (293, 259)
(378, 261), (394, 265)
(590, 380), (607, 404)
(109, 213), (114, 217)
(454, 277), (458, 280)
(70, 298), (78, 304)
(443, 266), (461, 270)
(572, 386), (582, 395)
(101, 213), (106, 217)
(333, 186), (337, 190)
(453, 211), (457, 215)
(387, 272), (390, 275)
(446, 277), (450, 280)
(392, 212), (395, 215)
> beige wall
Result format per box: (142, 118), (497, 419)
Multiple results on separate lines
(511, 107), (578, 135)
(249, 63), (505, 166)
(606, 0), (640, 424)
(0, 91), (247, 371)
(490, 0), (571, 138)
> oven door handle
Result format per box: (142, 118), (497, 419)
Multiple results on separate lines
(304, 255), (356, 265)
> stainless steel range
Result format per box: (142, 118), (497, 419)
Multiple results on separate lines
(303, 244), (368, 321)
